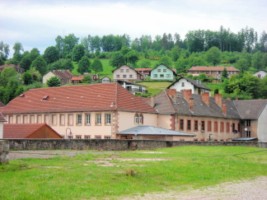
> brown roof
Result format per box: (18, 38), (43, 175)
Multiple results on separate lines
(52, 70), (73, 83)
(189, 66), (239, 72)
(234, 99), (267, 119)
(0, 113), (6, 122)
(3, 124), (63, 139)
(71, 75), (84, 81)
(2, 83), (155, 114)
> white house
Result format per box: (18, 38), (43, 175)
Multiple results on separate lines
(167, 77), (210, 95)
(253, 71), (267, 79)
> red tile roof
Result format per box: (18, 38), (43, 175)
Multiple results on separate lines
(71, 75), (84, 81)
(3, 124), (62, 139)
(2, 83), (155, 114)
(189, 66), (239, 72)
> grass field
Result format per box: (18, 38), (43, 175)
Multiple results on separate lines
(1, 146), (267, 200)
(139, 81), (172, 96)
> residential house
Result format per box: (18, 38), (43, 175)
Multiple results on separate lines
(0, 113), (6, 139)
(1, 83), (156, 139)
(3, 124), (63, 139)
(117, 80), (147, 94)
(135, 68), (152, 78)
(113, 65), (143, 81)
(0, 64), (24, 73)
(150, 64), (177, 81)
(43, 70), (73, 85)
(101, 77), (111, 83)
(71, 75), (84, 84)
(167, 77), (210, 95)
(234, 100), (267, 143)
(253, 71), (267, 79)
(188, 66), (240, 80)
(153, 89), (241, 141)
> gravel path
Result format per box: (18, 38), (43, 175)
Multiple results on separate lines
(121, 176), (267, 200)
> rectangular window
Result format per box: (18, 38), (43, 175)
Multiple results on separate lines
(84, 135), (90, 139)
(220, 121), (224, 132)
(76, 114), (82, 125)
(179, 119), (184, 130)
(160, 74), (164, 78)
(95, 113), (102, 125)
(105, 113), (111, 125)
(30, 115), (35, 123)
(52, 114), (57, 125)
(129, 74), (133, 78)
(187, 120), (191, 131)
(104, 136), (111, 139)
(85, 113), (91, 125)
(95, 135), (102, 139)
(116, 74), (120, 78)
(120, 69), (124, 72)
(232, 123), (236, 132)
(68, 114), (73, 126)
(194, 120), (198, 131)
(226, 122), (230, 133)
(45, 114), (50, 124)
(60, 114), (65, 126)
(163, 69), (167, 72)
(158, 69), (161, 72)
(23, 115), (28, 124)
(154, 74), (158, 78)
(208, 121), (212, 132)
(123, 74), (127, 78)
(201, 121), (205, 131)
(214, 121), (218, 132)
(76, 135), (82, 139)
(126, 69), (129, 72)
(37, 115), (42, 123)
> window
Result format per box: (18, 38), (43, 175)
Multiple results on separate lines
(123, 74), (127, 78)
(154, 74), (158, 78)
(179, 119), (184, 130)
(60, 114), (65, 126)
(182, 82), (185, 87)
(76, 114), (82, 125)
(160, 74), (164, 78)
(158, 69), (161, 72)
(84, 135), (90, 139)
(85, 113), (91, 125)
(45, 114), (50, 124)
(226, 122), (230, 133)
(126, 69), (129, 72)
(116, 74), (120, 78)
(95, 135), (102, 139)
(166, 74), (171, 78)
(76, 135), (82, 139)
(232, 123), (236, 132)
(104, 136), (111, 139)
(245, 120), (251, 127)
(129, 74), (133, 78)
(37, 115), (42, 123)
(208, 121), (212, 132)
(23, 115), (28, 124)
(163, 69), (167, 72)
(52, 114), (57, 125)
(214, 121), (218, 132)
(220, 121), (224, 132)
(95, 113), (102, 125)
(68, 114), (73, 126)
(29, 115), (35, 123)
(194, 120), (198, 131)
(187, 120), (191, 131)
(120, 69), (124, 72)
(134, 113), (143, 125)
(201, 121), (205, 131)
(105, 113), (112, 125)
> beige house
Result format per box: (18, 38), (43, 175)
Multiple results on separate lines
(43, 70), (73, 85)
(1, 83), (156, 139)
(188, 66), (240, 80)
(153, 89), (241, 141)
(0, 113), (6, 139)
(113, 65), (143, 81)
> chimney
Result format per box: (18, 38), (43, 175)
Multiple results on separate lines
(182, 89), (192, 103)
(189, 97), (194, 110)
(201, 92), (210, 106)
(214, 93), (222, 108)
(222, 103), (227, 116)
(167, 89), (176, 98)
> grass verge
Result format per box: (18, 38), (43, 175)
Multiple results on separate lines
(0, 146), (267, 200)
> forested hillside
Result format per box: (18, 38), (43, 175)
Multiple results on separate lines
(0, 26), (267, 104)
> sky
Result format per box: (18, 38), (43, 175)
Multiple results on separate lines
(0, 0), (267, 54)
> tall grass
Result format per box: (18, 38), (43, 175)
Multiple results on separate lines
(1, 146), (267, 199)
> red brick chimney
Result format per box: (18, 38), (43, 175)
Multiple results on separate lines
(222, 103), (227, 116)
(201, 92), (210, 106)
(167, 89), (177, 98)
(182, 89), (192, 103)
(214, 93), (222, 108)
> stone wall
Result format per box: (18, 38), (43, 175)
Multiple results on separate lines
(6, 139), (260, 151)
(0, 140), (9, 164)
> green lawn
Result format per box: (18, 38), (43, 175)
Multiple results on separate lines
(1, 146), (267, 200)
(139, 81), (172, 96)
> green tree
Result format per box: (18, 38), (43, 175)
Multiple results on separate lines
(43, 46), (59, 64)
(78, 56), (90, 74)
(47, 76), (61, 87)
(72, 44), (85, 62)
(12, 42), (24, 64)
(206, 47), (221, 65)
(31, 56), (47, 75)
(23, 71), (33, 85)
(91, 59), (103, 73)
(110, 52), (125, 67)
(48, 59), (73, 70)
(126, 50), (139, 65)
(0, 41), (9, 64)
(158, 56), (172, 67)
(82, 74), (92, 83)
(221, 67), (228, 80)
(20, 52), (32, 71)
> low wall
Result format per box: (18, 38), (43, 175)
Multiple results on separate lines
(6, 139), (259, 151)
(0, 140), (9, 164)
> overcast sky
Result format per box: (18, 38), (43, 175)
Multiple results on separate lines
(0, 0), (266, 53)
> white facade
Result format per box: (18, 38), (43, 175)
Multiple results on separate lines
(42, 71), (56, 84)
(0, 122), (3, 139)
(254, 71), (267, 79)
(257, 104), (267, 142)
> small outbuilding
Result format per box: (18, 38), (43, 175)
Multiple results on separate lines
(118, 125), (195, 141)
(3, 123), (63, 139)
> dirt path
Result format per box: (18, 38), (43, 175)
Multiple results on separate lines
(121, 176), (267, 200)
